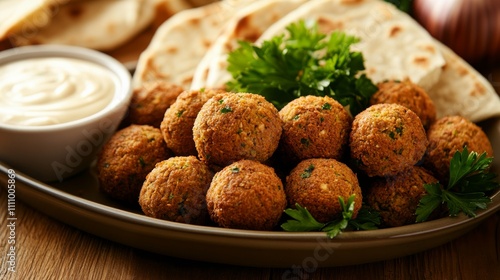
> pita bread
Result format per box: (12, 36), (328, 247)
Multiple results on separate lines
(190, 0), (307, 90)
(0, 0), (59, 41)
(133, 1), (253, 90)
(428, 41), (500, 122)
(10, 0), (168, 51)
(256, 0), (445, 92)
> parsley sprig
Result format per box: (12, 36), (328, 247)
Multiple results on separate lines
(281, 195), (380, 238)
(415, 147), (500, 222)
(226, 20), (378, 115)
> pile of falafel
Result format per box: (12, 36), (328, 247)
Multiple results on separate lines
(96, 79), (494, 230)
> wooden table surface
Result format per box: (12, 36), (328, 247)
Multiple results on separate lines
(1, 189), (499, 280)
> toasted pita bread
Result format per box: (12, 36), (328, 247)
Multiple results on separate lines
(10, 0), (177, 51)
(0, 0), (59, 42)
(428, 41), (500, 122)
(133, 1), (253, 90)
(256, 0), (445, 91)
(190, 0), (307, 90)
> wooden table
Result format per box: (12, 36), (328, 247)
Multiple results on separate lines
(0, 188), (499, 280)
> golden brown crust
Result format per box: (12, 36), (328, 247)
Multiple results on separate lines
(97, 125), (171, 205)
(370, 80), (437, 129)
(278, 96), (352, 163)
(285, 158), (362, 223)
(160, 88), (225, 156)
(365, 166), (439, 227)
(139, 156), (213, 225)
(128, 81), (184, 128)
(424, 115), (494, 182)
(350, 103), (428, 177)
(206, 160), (286, 230)
(193, 92), (282, 167)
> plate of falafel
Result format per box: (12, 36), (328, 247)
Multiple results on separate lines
(2, 0), (500, 268)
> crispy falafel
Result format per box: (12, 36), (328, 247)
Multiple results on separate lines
(424, 115), (494, 182)
(278, 95), (352, 163)
(193, 92), (282, 167)
(206, 159), (286, 230)
(160, 88), (224, 156)
(139, 156), (213, 225)
(370, 80), (437, 129)
(129, 81), (184, 128)
(97, 125), (171, 204)
(365, 166), (439, 227)
(350, 103), (428, 177)
(285, 158), (362, 223)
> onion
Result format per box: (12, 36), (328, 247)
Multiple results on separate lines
(412, 0), (500, 65)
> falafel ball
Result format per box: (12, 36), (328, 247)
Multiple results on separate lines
(278, 95), (352, 163)
(160, 88), (225, 156)
(139, 156), (213, 225)
(285, 158), (362, 223)
(424, 115), (494, 182)
(350, 103), (428, 177)
(370, 80), (437, 129)
(128, 81), (184, 128)
(365, 166), (439, 227)
(193, 92), (282, 167)
(97, 125), (171, 204)
(206, 159), (286, 230)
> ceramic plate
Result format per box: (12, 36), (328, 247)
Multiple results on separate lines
(1, 118), (499, 268)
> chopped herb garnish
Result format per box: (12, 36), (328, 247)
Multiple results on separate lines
(322, 103), (332, 110)
(139, 157), (146, 168)
(415, 147), (500, 222)
(176, 109), (185, 118)
(300, 138), (310, 147)
(231, 166), (240, 173)
(226, 20), (377, 115)
(220, 106), (233, 114)
(300, 164), (315, 178)
(281, 195), (380, 238)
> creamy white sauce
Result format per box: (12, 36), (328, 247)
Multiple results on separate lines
(0, 57), (116, 126)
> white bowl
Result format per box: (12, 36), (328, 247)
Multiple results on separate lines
(0, 45), (132, 182)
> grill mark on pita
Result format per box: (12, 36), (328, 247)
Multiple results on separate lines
(413, 56), (429, 68)
(389, 26), (402, 37)
(234, 16), (261, 43)
(166, 46), (178, 54)
(202, 39), (212, 49)
(471, 81), (486, 96)
(419, 44), (436, 54)
(317, 17), (344, 33)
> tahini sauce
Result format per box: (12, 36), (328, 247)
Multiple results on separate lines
(0, 57), (116, 126)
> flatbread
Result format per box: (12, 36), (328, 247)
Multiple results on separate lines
(190, 0), (307, 90)
(10, 0), (171, 51)
(132, 1), (253, 90)
(0, 0), (59, 42)
(256, 0), (446, 91)
(428, 41), (500, 122)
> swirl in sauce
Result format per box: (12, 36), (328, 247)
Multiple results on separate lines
(0, 57), (116, 126)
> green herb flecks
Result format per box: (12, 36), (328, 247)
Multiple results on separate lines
(226, 20), (377, 115)
(415, 147), (500, 222)
(301, 164), (315, 178)
(281, 195), (380, 238)
(220, 106), (233, 114)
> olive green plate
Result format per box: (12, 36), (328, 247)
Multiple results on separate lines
(1, 118), (499, 268)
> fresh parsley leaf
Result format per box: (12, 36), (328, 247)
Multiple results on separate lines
(226, 20), (378, 115)
(416, 147), (499, 222)
(348, 205), (381, 230)
(281, 203), (325, 232)
(281, 195), (380, 238)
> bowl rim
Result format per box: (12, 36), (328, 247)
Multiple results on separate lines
(0, 44), (132, 132)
